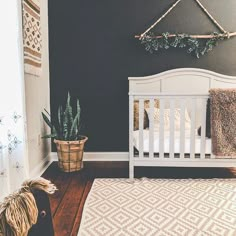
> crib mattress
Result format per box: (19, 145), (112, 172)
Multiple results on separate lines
(133, 129), (212, 154)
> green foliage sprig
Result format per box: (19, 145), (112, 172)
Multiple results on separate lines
(140, 32), (225, 58)
(42, 92), (82, 141)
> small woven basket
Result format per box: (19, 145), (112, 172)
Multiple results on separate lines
(54, 136), (88, 172)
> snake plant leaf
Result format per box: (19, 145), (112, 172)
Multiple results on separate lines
(69, 112), (80, 138)
(58, 106), (62, 128)
(64, 107), (73, 140)
(52, 126), (58, 138)
(58, 105), (64, 139)
(41, 134), (57, 139)
(42, 112), (52, 128)
(67, 92), (71, 106)
(62, 94), (71, 140)
(42, 125), (57, 139)
(67, 104), (73, 126)
(43, 109), (51, 116)
(76, 99), (81, 127)
(63, 109), (69, 140)
(65, 92), (73, 128)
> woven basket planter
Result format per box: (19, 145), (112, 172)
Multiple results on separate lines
(54, 136), (88, 172)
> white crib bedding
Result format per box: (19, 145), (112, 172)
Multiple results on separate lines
(133, 129), (212, 154)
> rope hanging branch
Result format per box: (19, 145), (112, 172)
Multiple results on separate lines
(135, 0), (236, 58)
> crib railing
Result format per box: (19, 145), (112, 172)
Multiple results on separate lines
(129, 93), (211, 161)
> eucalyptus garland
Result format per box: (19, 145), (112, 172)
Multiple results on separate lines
(140, 32), (226, 58)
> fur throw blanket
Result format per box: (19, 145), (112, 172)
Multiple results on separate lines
(0, 178), (56, 236)
(210, 89), (236, 157)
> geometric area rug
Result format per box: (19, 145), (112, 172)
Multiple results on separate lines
(78, 178), (236, 236)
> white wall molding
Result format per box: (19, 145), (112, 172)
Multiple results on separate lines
(29, 152), (129, 178)
(50, 152), (129, 162)
(29, 154), (52, 178)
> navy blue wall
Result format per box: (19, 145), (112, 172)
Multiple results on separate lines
(48, 0), (236, 151)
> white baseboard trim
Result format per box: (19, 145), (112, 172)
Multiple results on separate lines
(50, 152), (129, 162)
(30, 154), (52, 178)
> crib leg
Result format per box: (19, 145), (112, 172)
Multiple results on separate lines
(129, 162), (134, 180)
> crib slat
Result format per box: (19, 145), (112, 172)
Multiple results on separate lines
(180, 99), (185, 159)
(129, 96), (134, 179)
(200, 98), (207, 159)
(169, 99), (175, 159)
(209, 97), (213, 159)
(139, 99), (144, 158)
(190, 98), (196, 159)
(149, 99), (155, 159)
(159, 98), (165, 158)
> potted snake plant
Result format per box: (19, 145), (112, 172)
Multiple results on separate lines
(42, 92), (88, 172)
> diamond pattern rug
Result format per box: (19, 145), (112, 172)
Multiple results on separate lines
(78, 178), (236, 236)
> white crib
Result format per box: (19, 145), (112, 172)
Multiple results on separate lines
(129, 68), (236, 179)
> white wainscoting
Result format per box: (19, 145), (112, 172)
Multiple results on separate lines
(31, 152), (129, 178)
(29, 154), (52, 178)
(50, 152), (129, 162)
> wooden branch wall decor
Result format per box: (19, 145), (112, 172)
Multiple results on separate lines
(135, 0), (236, 58)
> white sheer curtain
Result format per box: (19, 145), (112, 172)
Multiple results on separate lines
(0, 1), (28, 199)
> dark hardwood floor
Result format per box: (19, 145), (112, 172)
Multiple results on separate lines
(42, 161), (236, 236)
